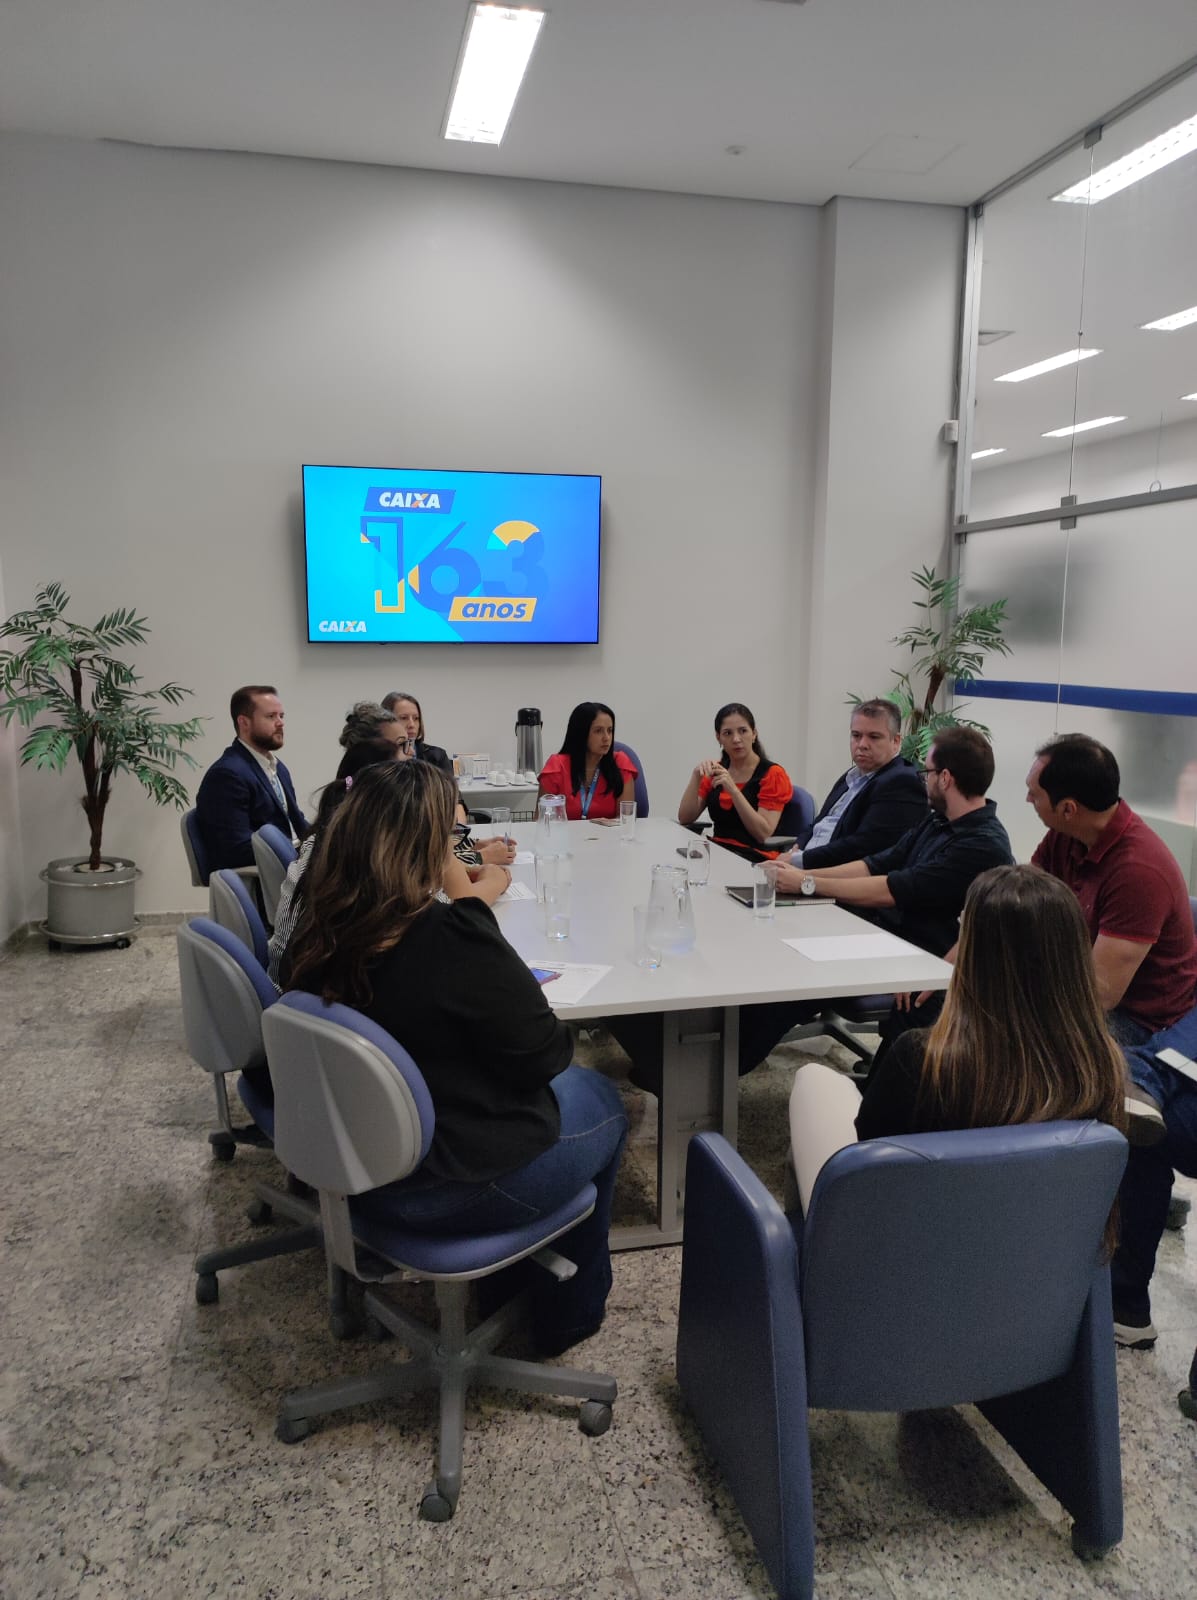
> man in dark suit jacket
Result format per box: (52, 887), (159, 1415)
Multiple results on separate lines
(793, 698), (928, 870)
(195, 685), (310, 871)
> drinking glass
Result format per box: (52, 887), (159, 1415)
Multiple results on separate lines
(683, 835), (710, 886)
(618, 800), (636, 842)
(489, 806), (512, 847)
(753, 861), (779, 920)
(633, 903), (664, 969)
(535, 849), (570, 905)
(545, 880), (572, 941)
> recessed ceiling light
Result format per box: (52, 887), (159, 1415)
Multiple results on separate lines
(1140, 305), (1197, 333)
(995, 348), (1102, 383)
(1042, 416), (1126, 439)
(971, 448), (1007, 459)
(443, 4), (546, 146)
(1051, 112), (1197, 204)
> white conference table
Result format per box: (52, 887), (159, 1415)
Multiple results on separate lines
(491, 817), (952, 1249)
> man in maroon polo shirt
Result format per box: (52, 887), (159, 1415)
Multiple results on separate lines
(1026, 734), (1197, 1045)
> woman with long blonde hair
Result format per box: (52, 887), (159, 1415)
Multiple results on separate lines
(283, 760), (627, 1356)
(787, 865), (1130, 1241)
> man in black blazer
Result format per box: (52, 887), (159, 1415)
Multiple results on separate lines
(792, 698), (927, 871)
(195, 685), (310, 871)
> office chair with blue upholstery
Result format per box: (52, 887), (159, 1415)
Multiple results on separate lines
(208, 868), (270, 971)
(776, 784), (816, 849)
(613, 739), (649, 816)
(677, 1124), (1128, 1600)
(262, 992), (618, 1521)
(177, 919), (334, 1312)
(181, 808), (211, 888)
(251, 824), (297, 926)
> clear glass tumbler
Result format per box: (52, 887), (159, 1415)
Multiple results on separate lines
(545, 880), (571, 941)
(618, 800), (636, 842)
(684, 835), (710, 887)
(753, 861), (778, 920)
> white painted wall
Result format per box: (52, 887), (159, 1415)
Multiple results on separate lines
(802, 197), (963, 790)
(0, 134), (963, 919)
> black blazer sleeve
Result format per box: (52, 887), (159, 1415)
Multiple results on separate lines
(802, 762), (929, 871)
(195, 756), (258, 869)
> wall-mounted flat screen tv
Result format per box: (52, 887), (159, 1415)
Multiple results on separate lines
(302, 464), (601, 643)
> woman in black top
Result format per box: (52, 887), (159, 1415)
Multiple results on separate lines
(285, 760), (627, 1355)
(789, 866), (1127, 1245)
(381, 689), (453, 773)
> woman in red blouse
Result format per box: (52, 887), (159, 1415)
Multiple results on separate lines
(539, 702), (638, 821)
(678, 702), (792, 861)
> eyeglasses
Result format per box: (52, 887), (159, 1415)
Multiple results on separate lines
(920, 765), (940, 777)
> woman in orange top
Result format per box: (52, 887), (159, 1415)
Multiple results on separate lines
(678, 702), (792, 861)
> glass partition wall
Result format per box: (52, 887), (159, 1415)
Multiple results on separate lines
(954, 61), (1197, 884)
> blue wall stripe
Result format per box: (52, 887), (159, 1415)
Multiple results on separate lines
(955, 679), (1197, 719)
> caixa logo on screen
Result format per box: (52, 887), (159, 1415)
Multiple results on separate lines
(364, 487), (455, 513)
(318, 620), (368, 633)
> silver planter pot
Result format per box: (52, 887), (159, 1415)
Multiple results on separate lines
(40, 856), (141, 948)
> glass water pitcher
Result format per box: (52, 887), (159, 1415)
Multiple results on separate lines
(649, 862), (696, 955)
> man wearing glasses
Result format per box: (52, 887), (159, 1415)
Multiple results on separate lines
(740, 727), (1013, 1072)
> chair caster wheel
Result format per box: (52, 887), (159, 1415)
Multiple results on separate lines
(276, 1415), (312, 1444)
(195, 1273), (219, 1305)
(1165, 1194), (1190, 1232)
(329, 1311), (361, 1341)
(419, 1487), (455, 1522)
(364, 1314), (391, 1342)
(579, 1400), (613, 1437)
(246, 1198), (273, 1225)
(209, 1132), (236, 1163)
(1179, 1387), (1197, 1421)
(114, 938), (132, 950)
(1070, 1526), (1112, 1560)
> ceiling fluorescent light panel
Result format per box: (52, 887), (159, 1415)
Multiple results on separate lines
(995, 348), (1101, 383)
(1052, 112), (1197, 204)
(1141, 305), (1197, 333)
(971, 448), (1007, 459)
(1042, 416), (1126, 438)
(444, 4), (546, 146)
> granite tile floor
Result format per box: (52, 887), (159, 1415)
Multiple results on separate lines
(1, 925), (1195, 1600)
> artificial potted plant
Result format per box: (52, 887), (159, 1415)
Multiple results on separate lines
(851, 565), (1012, 761)
(0, 583), (203, 947)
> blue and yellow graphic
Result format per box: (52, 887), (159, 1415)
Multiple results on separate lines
(303, 466), (600, 643)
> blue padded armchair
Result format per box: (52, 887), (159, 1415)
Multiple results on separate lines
(676, 1124), (1128, 1600)
(208, 868), (270, 970)
(251, 823), (297, 926)
(177, 919), (333, 1313)
(612, 739), (649, 817)
(262, 992), (618, 1520)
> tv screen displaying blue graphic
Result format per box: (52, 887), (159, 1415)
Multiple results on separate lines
(302, 464), (601, 644)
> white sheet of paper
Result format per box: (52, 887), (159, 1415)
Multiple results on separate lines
(513, 851), (536, 865)
(499, 880), (536, 902)
(530, 962), (612, 1006)
(785, 932), (916, 963)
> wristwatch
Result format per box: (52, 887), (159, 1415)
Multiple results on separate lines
(800, 874), (817, 896)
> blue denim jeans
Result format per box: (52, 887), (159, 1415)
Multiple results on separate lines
(1111, 1006), (1197, 1320)
(387, 1065), (628, 1354)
